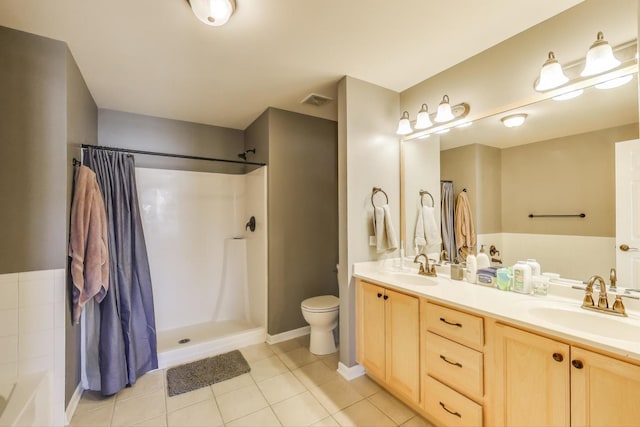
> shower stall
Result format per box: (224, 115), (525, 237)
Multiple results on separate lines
(135, 164), (268, 368)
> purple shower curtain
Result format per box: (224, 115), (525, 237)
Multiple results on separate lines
(84, 147), (158, 395)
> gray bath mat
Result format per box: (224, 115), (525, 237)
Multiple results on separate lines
(166, 350), (251, 397)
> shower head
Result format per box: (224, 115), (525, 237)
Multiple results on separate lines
(237, 148), (256, 161)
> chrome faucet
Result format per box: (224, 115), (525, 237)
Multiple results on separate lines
(414, 253), (437, 277)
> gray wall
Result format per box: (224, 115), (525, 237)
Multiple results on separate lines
(246, 108), (338, 335)
(65, 50), (98, 406)
(0, 26), (67, 273)
(98, 109), (245, 173)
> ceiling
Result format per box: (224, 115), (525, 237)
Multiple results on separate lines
(0, 0), (582, 130)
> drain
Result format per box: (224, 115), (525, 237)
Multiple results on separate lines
(178, 338), (191, 344)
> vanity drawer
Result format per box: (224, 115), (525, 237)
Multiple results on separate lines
(425, 302), (484, 350)
(424, 375), (483, 427)
(425, 331), (483, 399)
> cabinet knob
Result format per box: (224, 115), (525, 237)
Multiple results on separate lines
(383, 295), (389, 300)
(572, 360), (584, 369)
(552, 353), (564, 362)
(377, 293), (382, 298)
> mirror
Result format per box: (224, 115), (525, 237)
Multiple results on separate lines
(402, 2), (639, 281)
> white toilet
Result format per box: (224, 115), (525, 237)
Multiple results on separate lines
(301, 295), (340, 355)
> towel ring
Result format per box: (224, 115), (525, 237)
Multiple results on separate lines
(371, 187), (389, 208)
(419, 190), (434, 207)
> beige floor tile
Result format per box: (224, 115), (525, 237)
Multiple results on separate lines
(111, 389), (166, 426)
(257, 371), (307, 405)
(295, 334), (311, 348)
(271, 391), (329, 427)
(249, 355), (289, 383)
(166, 385), (213, 413)
(210, 373), (254, 396)
(332, 399), (396, 427)
(167, 398), (223, 426)
(292, 360), (340, 389)
(215, 383), (269, 422)
(131, 414), (168, 426)
(349, 375), (382, 397)
(269, 338), (302, 355)
(226, 407), (282, 427)
(116, 370), (165, 402)
(312, 416), (340, 427)
(75, 390), (116, 414)
(277, 346), (318, 370)
(368, 389), (415, 425)
(400, 415), (436, 427)
(318, 352), (340, 370)
(308, 377), (364, 414)
(70, 404), (114, 427)
(240, 342), (275, 363)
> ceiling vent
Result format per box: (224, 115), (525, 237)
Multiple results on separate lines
(301, 93), (333, 107)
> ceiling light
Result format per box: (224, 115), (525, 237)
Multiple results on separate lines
(189, 0), (236, 26)
(501, 114), (528, 128)
(552, 89), (584, 101)
(581, 31), (620, 77)
(434, 95), (455, 122)
(595, 74), (633, 89)
(396, 111), (413, 135)
(535, 52), (569, 91)
(414, 104), (433, 129)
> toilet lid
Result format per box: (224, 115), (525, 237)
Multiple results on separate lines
(301, 295), (339, 312)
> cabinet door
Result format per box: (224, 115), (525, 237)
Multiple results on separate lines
(356, 281), (386, 379)
(385, 288), (420, 402)
(571, 346), (640, 426)
(492, 324), (570, 427)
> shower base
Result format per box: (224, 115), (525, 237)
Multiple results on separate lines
(157, 320), (265, 368)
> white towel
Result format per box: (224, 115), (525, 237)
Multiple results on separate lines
(414, 206), (442, 252)
(373, 204), (398, 253)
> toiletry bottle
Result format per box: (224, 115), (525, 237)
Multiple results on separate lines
(512, 261), (532, 294)
(477, 245), (490, 269)
(496, 267), (512, 291)
(526, 259), (541, 276)
(466, 254), (477, 284)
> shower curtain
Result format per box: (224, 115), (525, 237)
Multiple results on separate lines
(441, 181), (456, 262)
(84, 147), (158, 395)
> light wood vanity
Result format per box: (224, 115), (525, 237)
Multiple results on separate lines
(355, 272), (640, 427)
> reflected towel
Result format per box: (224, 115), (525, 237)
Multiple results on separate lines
(415, 205), (442, 251)
(455, 191), (476, 259)
(374, 204), (398, 253)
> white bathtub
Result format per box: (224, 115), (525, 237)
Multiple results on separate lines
(0, 372), (52, 427)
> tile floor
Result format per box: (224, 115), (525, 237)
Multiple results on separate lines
(70, 335), (434, 427)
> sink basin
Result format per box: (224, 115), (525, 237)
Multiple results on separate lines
(376, 270), (438, 286)
(521, 300), (640, 343)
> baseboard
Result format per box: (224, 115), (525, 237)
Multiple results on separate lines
(266, 326), (310, 344)
(65, 382), (84, 425)
(337, 362), (366, 381)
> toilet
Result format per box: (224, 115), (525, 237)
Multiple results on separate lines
(301, 295), (340, 355)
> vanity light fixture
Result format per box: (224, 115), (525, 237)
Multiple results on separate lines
(434, 95), (455, 122)
(188, 0), (236, 26)
(396, 96), (470, 137)
(581, 32), (620, 77)
(414, 104), (433, 130)
(501, 113), (528, 128)
(535, 52), (569, 91)
(396, 111), (413, 135)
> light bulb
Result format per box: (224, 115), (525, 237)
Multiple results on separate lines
(434, 95), (455, 122)
(396, 111), (412, 135)
(535, 52), (568, 91)
(414, 104), (433, 129)
(581, 32), (620, 77)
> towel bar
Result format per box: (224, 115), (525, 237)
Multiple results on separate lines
(419, 190), (434, 207)
(371, 187), (389, 208)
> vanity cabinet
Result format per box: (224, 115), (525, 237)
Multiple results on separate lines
(356, 280), (420, 402)
(491, 323), (640, 426)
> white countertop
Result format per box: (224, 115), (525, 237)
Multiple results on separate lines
(353, 260), (640, 362)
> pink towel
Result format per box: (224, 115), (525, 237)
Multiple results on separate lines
(69, 166), (109, 324)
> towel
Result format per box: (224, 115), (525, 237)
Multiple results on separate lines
(69, 166), (110, 324)
(373, 204), (398, 253)
(414, 205), (442, 252)
(454, 191), (476, 260)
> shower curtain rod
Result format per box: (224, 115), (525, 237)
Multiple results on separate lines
(81, 144), (266, 166)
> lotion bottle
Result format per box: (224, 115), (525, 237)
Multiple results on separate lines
(477, 245), (490, 269)
(466, 254), (477, 284)
(512, 261), (532, 294)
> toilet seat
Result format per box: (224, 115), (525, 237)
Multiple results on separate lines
(301, 295), (339, 313)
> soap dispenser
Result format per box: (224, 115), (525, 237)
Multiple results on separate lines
(477, 245), (490, 269)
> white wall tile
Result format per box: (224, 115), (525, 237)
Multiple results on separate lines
(19, 279), (55, 308)
(0, 309), (18, 337)
(53, 269), (66, 303)
(53, 327), (65, 379)
(18, 270), (54, 282)
(19, 304), (54, 333)
(19, 330), (54, 360)
(54, 301), (66, 330)
(0, 274), (19, 310)
(18, 355), (54, 376)
(0, 362), (17, 380)
(0, 336), (18, 364)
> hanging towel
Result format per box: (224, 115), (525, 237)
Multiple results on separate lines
(441, 182), (456, 262)
(414, 205), (442, 252)
(69, 165), (109, 324)
(455, 190), (476, 260)
(373, 204), (398, 253)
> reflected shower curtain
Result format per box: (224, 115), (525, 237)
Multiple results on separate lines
(84, 147), (158, 395)
(441, 181), (456, 262)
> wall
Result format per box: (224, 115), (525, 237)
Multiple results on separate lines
(338, 76), (400, 367)
(266, 108), (338, 335)
(0, 26), (67, 273)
